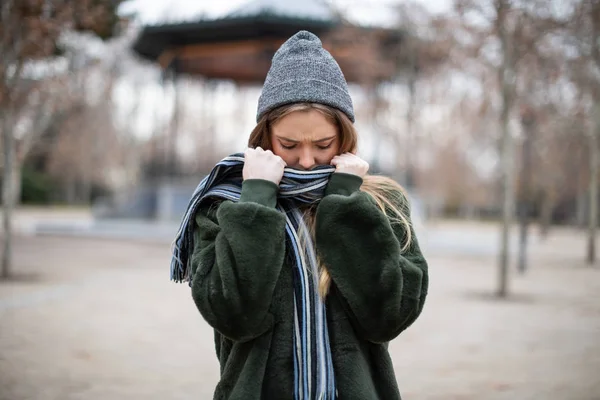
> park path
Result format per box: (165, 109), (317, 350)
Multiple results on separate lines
(0, 222), (599, 399)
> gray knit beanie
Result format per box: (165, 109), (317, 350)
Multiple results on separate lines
(256, 30), (355, 123)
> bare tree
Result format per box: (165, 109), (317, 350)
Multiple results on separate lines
(448, 0), (523, 296)
(562, 0), (600, 265)
(446, 0), (569, 295)
(0, 0), (126, 279)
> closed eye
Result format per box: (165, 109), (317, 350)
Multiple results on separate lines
(280, 143), (296, 149)
(317, 143), (333, 150)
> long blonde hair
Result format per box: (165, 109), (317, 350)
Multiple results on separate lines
(249, 103), (412, 297)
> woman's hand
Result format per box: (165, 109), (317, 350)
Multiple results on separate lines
(243, 147), (287, 184)
(330, 153), (369, 178)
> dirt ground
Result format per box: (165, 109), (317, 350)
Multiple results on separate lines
(0, 221), (599, 400)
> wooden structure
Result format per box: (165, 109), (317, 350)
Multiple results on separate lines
(132, 0), (404, 85)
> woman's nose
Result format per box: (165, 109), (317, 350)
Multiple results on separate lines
(298, 150), (315, 170)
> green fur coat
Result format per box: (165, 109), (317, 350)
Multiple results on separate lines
(190, 173), (428, 399)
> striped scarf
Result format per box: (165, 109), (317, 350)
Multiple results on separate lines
(171, 153), (337, 399)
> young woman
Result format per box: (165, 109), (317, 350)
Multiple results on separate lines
(171, 30), (428, 400)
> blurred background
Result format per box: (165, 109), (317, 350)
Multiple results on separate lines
(1, 1), (599, 399)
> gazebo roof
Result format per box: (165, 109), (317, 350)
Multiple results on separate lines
(133, 0), (341, 64)
(227, 0), (338, 21)
(131, 0), (403, 83)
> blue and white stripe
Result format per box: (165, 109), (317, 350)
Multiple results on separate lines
(171, 153), (336, 399)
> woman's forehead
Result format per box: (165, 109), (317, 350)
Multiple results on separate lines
(272, 110), (337, 136)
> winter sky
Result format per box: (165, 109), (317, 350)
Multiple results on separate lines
(120, 0), (452, 26)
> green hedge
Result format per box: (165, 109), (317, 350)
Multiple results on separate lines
(20, 167), (54, 204)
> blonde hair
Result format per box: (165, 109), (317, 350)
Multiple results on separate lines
(249, 103), (412, 297)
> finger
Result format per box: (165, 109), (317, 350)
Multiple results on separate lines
(336, 154), (353, 161)
(331, 156), (350, 164)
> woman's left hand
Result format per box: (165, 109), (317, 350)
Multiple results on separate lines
(330, 153), (369, 178)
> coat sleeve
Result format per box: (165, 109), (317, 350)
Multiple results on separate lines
(190, 179), (287, 342)
(315, 173), (428, 343)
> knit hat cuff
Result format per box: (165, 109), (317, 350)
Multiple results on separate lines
(257, 79), (355, 122)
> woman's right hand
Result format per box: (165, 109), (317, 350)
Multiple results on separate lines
(243, 147), (287, 185)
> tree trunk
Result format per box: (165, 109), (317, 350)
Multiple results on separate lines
(498, 98), (515, 296)
(517, 110), (535, 274)
(404, 58), (417, 188)
(13, 163), (21, 205)
(517, 109), (536, 274)
(576, 190), (587, 228)
(497, 0), (515, 298)
(586, 103), (599, 265)
(586, 0), (600, 266)
(1, 111), (15, 279)
(539, 191), (555, 238)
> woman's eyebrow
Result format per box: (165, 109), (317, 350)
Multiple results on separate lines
(313, 136), (336, 143)
(276, 135), (336, 143)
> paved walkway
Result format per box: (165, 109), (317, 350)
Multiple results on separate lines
(0, 222), (599, 400)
